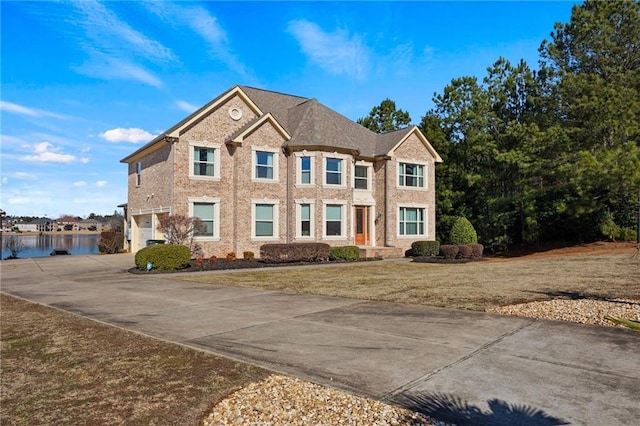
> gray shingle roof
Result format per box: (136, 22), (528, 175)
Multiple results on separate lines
(122, 85), (439, 163)
(240, 86), (419, 158)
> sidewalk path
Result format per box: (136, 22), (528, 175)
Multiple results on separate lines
(2, 254), (639, 425)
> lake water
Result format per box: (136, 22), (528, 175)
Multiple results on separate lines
(1, 234), (101, 259)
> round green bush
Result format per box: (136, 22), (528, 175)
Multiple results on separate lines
(329, 246), (360, 261)
(449, 217), (478, 245)
(410, 241), (440, 257)
(135, 244), (191, 271)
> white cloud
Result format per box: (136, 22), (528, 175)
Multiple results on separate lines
(68, 1), (176, 87)
(1, 177), (8, 184)
(73, 181), (87, 187)
(176, 100), (198, 113)
(8, 196), (52, 206)
(100, 127), (155, 143)
(21, 142), (77, 163)
(145, 2), (256, 83)
(73, 55), (163, 88)
(287, 20), (370, 81)
(96, 181), (107, 187)
(73, 1), (176, 62)
(0, 101), (68, 119)
(81, 157), (90, 164)
(13, 172), (37, 180)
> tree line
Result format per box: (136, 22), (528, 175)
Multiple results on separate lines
(358, 1), (640, 249)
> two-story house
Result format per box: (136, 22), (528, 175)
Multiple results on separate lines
(120, 86), (442, 258)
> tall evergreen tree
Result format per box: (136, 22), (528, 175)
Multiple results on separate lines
(357, 98), (411, 133)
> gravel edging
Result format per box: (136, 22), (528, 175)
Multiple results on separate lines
(486, 298), (640, 327)
(203, 375), (450, 426)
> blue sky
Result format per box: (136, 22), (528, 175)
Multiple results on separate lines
(1, 1), (576, 218)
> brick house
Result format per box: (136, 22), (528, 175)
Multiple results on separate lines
(120, 86), (442, 257)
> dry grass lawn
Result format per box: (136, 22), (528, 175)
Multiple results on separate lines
(0, 294), (268, 426)
(178, 247), (639, 311)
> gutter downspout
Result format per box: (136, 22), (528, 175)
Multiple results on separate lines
(285, 147), (291, 244)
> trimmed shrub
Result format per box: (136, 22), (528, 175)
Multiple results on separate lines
(457, 244), (473, 259)
(449, 217), (478, 245)
(440, 244), (459, 260)
(410, 241), (440, 257)
(243, 251), (255, 261)
(135, 244), (191, 271)
(226, 252), (236, 262)
(470, 243), (484, 259)
(261, 243), (330, 263)
(208, 255), (218, 264)
(329, 246), (360, 261)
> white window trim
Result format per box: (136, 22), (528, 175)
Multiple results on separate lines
(251, 199), (280, 240)
(322, 152), (350, 188)
(396, 159), (428, 190)
(252, 146), (280, 183)
(353, 160), (372, 192)
(322, 199), (348, 240)
(294, 151), (317, 186)
(294, 199), (315, 239)
(397, 203), (428, 238)
(188, 196), (221, 241)
(189, 140), (221, 181)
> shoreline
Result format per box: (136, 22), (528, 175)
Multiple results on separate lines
(1, 231), (101, 236)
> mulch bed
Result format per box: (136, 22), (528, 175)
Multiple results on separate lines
(411, 256), (484, 264)
(129, 257), (383, 274)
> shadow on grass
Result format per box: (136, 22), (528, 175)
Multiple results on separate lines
(394, 391), (568, 425)
(525, 290), (639, 305)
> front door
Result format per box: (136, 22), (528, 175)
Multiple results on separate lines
(354, 206), (369, 245)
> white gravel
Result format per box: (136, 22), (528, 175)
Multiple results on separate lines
(486, 298), (640, 327)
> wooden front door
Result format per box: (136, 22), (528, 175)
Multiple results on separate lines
(354, 206), (369, 245)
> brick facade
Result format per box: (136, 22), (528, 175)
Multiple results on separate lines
(121, 86), (441, 258)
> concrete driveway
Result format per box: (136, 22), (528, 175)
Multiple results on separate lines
(2, 254), (639, 425)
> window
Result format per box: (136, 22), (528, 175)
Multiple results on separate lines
(300, 204), (311, 237)
(253, 148), (279, 181)
(399, 207), (425, 236)
(300, 157), (311, 184)
(188, 197), (220, 240)
(251, 200), (278, 239)
(193, 203), (215, 237)
(193, 146), (215, 176)
(399, 163), (425, 188)
(189, 141), (221, 180)
(325, 158), (343, 185)
(255, 152), (273, 179)
(354, 165), (368, 190)
(136, 162), (142, 186)
(325, 204), (343, 236)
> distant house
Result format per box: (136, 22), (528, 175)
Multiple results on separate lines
(56, 216), (80, 231)
(15, 218), (55, 232)
(78, 219), (102, 232)
(120, 85), (442, 257)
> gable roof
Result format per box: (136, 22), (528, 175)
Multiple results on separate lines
(121, 85), (442, 163)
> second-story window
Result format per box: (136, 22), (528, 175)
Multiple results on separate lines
(399, 162), (425, 188)
(253, 149), (279, 181)
(325, 158), (342, 185)
(193, 147), (215, 177)
(189, 141), (221, 180)
(354, 165), (368, 190)
(136, 162), (142, 186)
(256, 151), (273, 179)
(300, 157), (311, 184)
